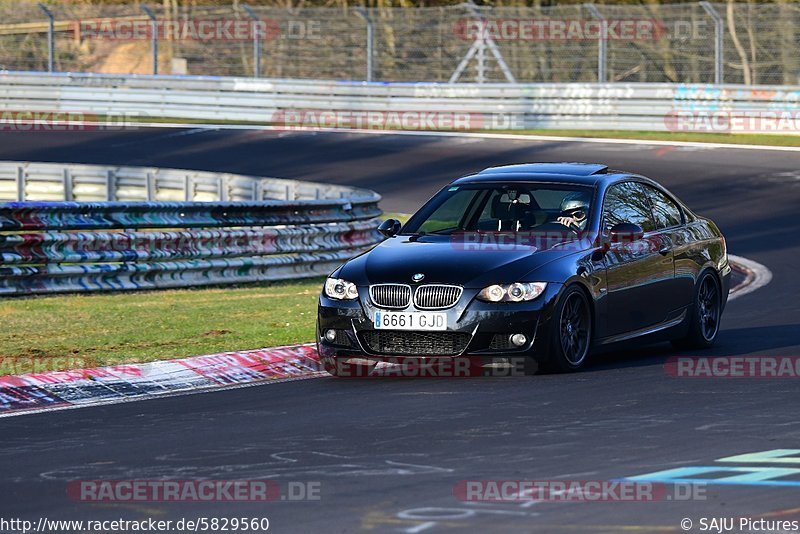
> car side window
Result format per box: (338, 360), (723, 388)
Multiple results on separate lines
(643, 184), (683, 229)
(603, 182), (656, 233)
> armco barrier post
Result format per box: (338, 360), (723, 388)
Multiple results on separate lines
(15, 166), (24, 201)
(106, 170), (116, 201)
(63, 168), (73, 201)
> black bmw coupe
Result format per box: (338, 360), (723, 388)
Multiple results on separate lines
(317, 163), (730, 375)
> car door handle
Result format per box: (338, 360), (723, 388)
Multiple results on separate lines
(658, 245), (672, 255)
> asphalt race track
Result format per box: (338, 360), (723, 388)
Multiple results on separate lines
(1, 128), (799, 533)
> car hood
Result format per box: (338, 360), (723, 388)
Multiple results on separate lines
(337, 235), (581, 288)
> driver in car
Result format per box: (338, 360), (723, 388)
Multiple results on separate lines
(556, 192), (591, 231)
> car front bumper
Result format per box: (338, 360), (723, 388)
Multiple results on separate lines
(316, 283), (563, 366)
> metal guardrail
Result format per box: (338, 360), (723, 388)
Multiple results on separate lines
(1, 72), (798, 132)
(0, 160), (377, 203)
(0, 162), (383, 296)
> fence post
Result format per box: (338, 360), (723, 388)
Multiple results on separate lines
(584, 4), (607, 83)
(37, 3), (55, 73)
(700, 1), (724, 84)
(242, 5), (262, 78)
(355, 8), (374, 82)
(141, 5), (158, 75)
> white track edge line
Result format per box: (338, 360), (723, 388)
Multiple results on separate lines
(0, 372), (327, 419)
(45, 120), (800, 152)
(728, 254), (773, 301)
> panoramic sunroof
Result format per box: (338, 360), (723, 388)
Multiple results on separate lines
(479, 163), (609, 176)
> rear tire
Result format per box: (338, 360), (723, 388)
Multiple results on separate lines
(671, 271), (721, 350)
(544, 285), (593, 373)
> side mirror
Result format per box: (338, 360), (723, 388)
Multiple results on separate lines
(608, 222), (644, 244)
(378, 218), (402, 238)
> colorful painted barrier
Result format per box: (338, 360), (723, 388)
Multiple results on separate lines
(0, 164), (383, 295)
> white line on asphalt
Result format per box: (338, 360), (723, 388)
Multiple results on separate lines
(0, 372), (326, 419)
(104, 122), (800, 152)
(728, 254), (774, 301)
(110, 127), (214, 148)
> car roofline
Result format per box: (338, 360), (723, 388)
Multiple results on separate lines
(452, 171), (631, 187)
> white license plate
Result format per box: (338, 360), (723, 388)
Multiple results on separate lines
(374, 311), (447, 331)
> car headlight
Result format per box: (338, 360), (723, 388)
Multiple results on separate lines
(477, 282), (547, 302)
(324, 277), (359, 300)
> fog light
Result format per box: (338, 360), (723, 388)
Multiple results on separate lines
(324, 329), (337, 343)
(510, 333), (527, 347)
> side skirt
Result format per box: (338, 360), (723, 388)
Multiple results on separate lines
(596, 309), (687, 346)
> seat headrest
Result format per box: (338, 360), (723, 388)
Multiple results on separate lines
(491, 192), (535, 219)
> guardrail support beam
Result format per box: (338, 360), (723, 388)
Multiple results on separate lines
(146, 172), (156, 201)
(700, 1), (724, 84)
(106, 170), (116, 201)
(16, 166), (24, 201)
(184, 175), (193, 201)
(218, 176), (228, 201)
(63, 168), (73, 201)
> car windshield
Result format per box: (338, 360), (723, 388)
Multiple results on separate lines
(401, 183), (595, 236)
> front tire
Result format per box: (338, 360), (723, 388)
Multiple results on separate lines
(545, 286), (593, 373)
(672, 271), (721, 349)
